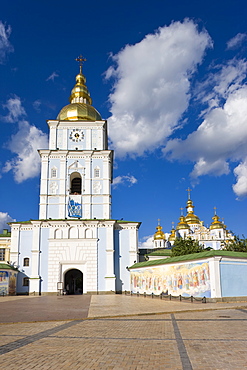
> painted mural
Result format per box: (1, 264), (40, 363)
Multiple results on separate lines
(130, 261), (211, 298)
(0, 270), (17, 295)
(0, 271), (9, 295)
(9, 271), (17, 295)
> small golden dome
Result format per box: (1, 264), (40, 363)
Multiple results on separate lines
(168, 227), (176, 241)
(57, 59), (102, 121)
(176, 216), (190, 230)
(185, 198), (200, 224)
(154, 224), (166, 240)
(210, 214), (225, 230)
(69, 73), (92, 105)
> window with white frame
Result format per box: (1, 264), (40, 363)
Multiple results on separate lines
(23, 258), (30, 267)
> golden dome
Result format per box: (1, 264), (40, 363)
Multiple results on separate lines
(57, 59), (102, 121)
(184, 198), (200, 224)
(168, 227), (176, 241)
(176, 216), (190, 230)
(210, 214), (225, 230)
(58, 103), (101, 121)
(185, 213), (200, 224)
(154, 224), (166, 240)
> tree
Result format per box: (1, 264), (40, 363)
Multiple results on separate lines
(221, 236), (247, 252)
(171, 237), (204, 257)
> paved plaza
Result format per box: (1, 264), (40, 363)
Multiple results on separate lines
(0, 295), (247, 369)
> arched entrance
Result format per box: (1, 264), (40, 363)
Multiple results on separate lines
(64, 269), (83, 295)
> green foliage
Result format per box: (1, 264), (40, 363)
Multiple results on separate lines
(221, 236), (247, 252)
(171, 237), (204, 257)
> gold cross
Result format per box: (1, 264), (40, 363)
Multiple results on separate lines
(186, 187), (192, 199)
(213, 206), (217, 215)
(157, 218), (160, 225)
(75, 55), (86, 73)
(180, 207), (184, 215)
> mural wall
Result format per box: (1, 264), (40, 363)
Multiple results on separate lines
(130, 261), (211, 298)
(0, 270), (17, 295)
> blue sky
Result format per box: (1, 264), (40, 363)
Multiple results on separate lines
(0, 0), (247, 246)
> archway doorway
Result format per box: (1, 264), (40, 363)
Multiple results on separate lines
(64, 269), (83, 295)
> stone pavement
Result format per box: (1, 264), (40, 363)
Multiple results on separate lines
(0, 295), (247, 369)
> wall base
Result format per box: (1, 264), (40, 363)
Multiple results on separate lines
(206, 296), (247, 303)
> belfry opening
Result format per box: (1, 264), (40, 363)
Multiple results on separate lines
(64, 269), (83, 295)
(70, 173), (82, 194)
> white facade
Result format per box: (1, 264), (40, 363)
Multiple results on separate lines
(39, 120), (112, 220)
(10, 66), (140, 295)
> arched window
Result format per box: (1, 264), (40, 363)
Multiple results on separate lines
(51, 167), (57, 178)
(69, 227), (78, 239)
(23, 258), (29, 267)
(54, 229), (63, 239)
(85, 228), (93, 238)
(94, 167), (100, 178)
(70, 172), (82, 194)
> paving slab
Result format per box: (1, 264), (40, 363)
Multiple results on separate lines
(0, 295), (247, 369)
(0, 295), (91, 323)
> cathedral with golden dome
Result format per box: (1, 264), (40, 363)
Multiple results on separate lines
(152, 189), (234, 250)
(9, 56), (140, 295)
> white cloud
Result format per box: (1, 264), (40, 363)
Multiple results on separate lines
(0, 21), (13, 63)
(112, 174), (137, 188)
(1, 96), (48, 183)
(139, 235), (154, 249)
(2, 95), (26, 122)
(0, 212), (15, 233)
(227, 33), (247, 50)
(213, 59), (247, 98)
(194, 59), (247, 117)
(233, 160), (247, 198)
(46, 72), (59, 81)
(106, 19), (212, 157)
(3, 120), (48, 182)
(163, 60), (247, 197)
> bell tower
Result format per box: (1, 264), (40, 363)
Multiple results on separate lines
(39, 56), (113, 220)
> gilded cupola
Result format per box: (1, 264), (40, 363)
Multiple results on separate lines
(57, 55), (102, 122)
(210, 208), (225, 230)
(154, 221), (166, 240)
(184, 189), (200, 225)
(168, 224), (176, 241)
(176, 215), (190, 230)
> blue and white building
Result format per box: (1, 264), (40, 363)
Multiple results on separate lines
(10, 60), (140, 295)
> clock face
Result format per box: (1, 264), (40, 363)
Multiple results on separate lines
(69, 129), (84, 142)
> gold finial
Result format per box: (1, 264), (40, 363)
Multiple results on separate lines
(171, 221), (174, 229)
(75, 55), (86, 73)
(186, 187), (192, 199)
(157, 218), (160, 225)
(214, 206), (217, 215)
(180, 207), (184, 216)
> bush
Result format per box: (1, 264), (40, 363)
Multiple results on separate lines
(171, 237), (204, 257)
(221, 236), (247, 252)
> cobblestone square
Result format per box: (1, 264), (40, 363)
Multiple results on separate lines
(1, 295), (247, 369)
